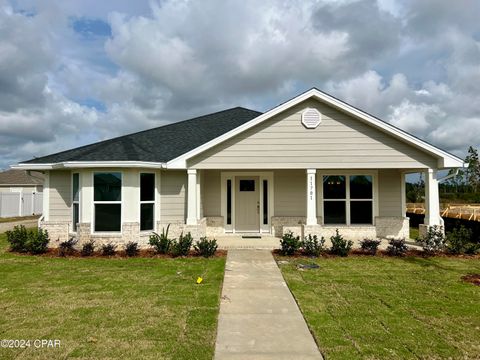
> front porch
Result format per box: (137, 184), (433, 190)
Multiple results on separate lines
(176, 168), (442, 243)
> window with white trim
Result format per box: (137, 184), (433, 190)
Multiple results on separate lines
(140, 173), (155, 231)
(226, 179), (232, 225)
(94, 172), (122, 232)
(323, 175), (373, 225)
(72, 173), (79, 232)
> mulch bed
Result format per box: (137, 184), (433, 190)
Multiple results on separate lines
(9, 248), (227, 259)
(461, 274), (480, 286)
(272, 248), (480, 259)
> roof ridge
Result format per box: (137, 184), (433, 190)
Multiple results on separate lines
(24, 106), (261, 163)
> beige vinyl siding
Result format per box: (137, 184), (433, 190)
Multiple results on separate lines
(274, 170), (306, 216)
(189, 99), (438, 169)
(378, 169), (403, 217)
(160, 170), (187, 222)
(49, 170), (71, 221)
(202, 170), (221, 216)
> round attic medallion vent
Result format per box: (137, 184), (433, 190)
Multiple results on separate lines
(301, 108), (321, 129)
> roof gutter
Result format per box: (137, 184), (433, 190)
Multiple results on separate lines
(438, 168), (459, 183)
(437, 162), (469, 183)
(12, 161), (168, 170)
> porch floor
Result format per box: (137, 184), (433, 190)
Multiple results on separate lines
(216, 235), (281, 250)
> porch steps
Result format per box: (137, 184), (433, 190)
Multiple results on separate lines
(216, 235), (281, 250)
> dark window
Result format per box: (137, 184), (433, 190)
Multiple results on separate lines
(350, 175), (372, 199)
(351, 201), (373, 224)
(140, 203), (154, 231)
(94, 204), (121, 232)
(239, 179), (255, 192)
(323, 174), (374, 225)
(72, 173), (79, 202)
(324, 201), (346, 224)
(227, 179), (232, 225)
(140, 173), (155, 201)
(140, 173), (155, 231)
(323, 176), (346, 199)
(94, 172), (121, 232)
(73, 203), (79, 232)
(263, 180), (268, 225)
(94, 173), (121, 201)
(72, 173), (79, 232)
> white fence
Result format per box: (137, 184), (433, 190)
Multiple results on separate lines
(0, 192), (43, 218)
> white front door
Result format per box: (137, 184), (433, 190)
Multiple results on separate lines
(235, 176), (260, 232)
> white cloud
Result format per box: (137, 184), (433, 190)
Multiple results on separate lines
(325, 68), (480, 156)
(389, 100), (443, 133)
(1, 0), (480, 169)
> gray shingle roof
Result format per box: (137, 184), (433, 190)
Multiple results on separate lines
(0, 169), (44, 185)
(23, 107), (262, 164)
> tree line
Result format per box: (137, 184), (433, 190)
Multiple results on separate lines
(406, 146), (480, 203)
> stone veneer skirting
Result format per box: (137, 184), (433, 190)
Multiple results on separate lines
(41, 220), (210, 249)
(40, 215), (410, 248)
(375, 216), (410, 239)
(40, 221), (70, 246)
(272, 216), (410, 240)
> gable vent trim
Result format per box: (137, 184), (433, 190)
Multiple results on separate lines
(301, 108), (322, 129)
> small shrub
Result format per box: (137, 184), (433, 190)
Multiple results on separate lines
(419, 225), (446, 254)
(463, 242), (480, 255)
(149, 225), (173, 254)
(446, 225), (474, 254)
(360, 238), (381, 255)
(194, 237), (218, 257)
(170, 232), (193, 257)
(81, 240), (96, 256)
(386, 238), (408, 256)
(101, 243), (116, 256)
(6, 225), (29, 253)
(7, 226), (50, 254)
(329, 229), (353, 257)
(124, 241), (139, 257)
(25, 228), (50, 254)
(301, 234), (325, 257)
(59, 237), (78, 256)
(280, 231), (301, 255)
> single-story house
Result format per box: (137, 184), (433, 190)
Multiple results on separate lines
(12, 89), (465, 246)
(0, 169), (44, 193)
(0, 169), (44, 218)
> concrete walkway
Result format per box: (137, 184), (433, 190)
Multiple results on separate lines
(214, 249), (323, 360)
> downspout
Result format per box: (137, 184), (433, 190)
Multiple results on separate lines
(437, 168), (459, 183)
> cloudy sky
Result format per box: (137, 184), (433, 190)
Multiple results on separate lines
(1, 0), (479, 169)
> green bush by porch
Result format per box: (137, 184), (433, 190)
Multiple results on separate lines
(0, 232), (225, 360)
(278, 256), (480, 360)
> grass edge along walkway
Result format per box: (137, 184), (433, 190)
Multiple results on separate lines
(278, 255), (480, 360)
(0, 232), (226, 360)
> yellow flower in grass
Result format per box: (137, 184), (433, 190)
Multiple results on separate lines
(196, 277), (203, 284)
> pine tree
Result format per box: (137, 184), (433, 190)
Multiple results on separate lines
(465, 146), (480, 193)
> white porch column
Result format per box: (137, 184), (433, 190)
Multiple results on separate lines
(306, 169), (317, 225)
(425, 168), (441, 226)
(196, 170), (202, 219)
(42, 171), (50, 221)
(186, 169), (198, 225)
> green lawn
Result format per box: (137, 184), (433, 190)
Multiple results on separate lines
(0, 233), (225, 360)
(409, 226), (419, 240)
(278, 255), (480, 360)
